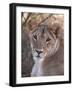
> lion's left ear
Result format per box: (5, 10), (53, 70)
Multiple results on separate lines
(50, 23), (64, 40)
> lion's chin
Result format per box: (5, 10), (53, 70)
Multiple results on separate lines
(33, 56), (44, 62)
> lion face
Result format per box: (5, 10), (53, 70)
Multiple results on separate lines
(29, 25), (60, 61)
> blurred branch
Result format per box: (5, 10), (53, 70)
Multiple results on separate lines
(24, 13), (32, 25)
(31, 14), (53, 30)
(38, 14), (53, 26)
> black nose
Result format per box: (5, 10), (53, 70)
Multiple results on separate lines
(36, 50), (43, 54)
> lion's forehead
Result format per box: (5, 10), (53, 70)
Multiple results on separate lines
(33, 28), (49, 39)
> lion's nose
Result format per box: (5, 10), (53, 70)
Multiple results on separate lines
(36, 50), (43, 55)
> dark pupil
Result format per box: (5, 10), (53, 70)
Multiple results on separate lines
(33, 35), (37, 40)
(46, 38), (50, 42)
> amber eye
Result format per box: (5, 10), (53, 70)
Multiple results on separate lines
(46, 38), (51, 42)
(33, 35), (37, 40)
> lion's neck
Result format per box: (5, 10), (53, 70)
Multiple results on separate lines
(31, 58), (44, 76)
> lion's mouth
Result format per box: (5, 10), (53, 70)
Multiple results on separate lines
(36, 54), (40, 58)
(35, 55), (44, 59)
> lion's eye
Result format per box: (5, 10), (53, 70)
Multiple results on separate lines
(46, 38), (51, 42)
(33, 35), (37, 40)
